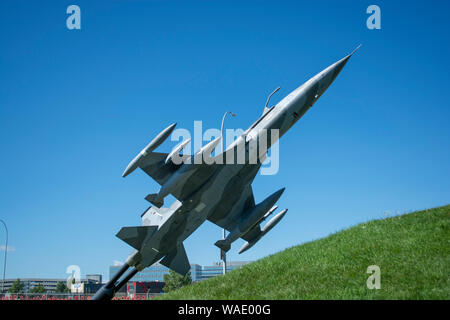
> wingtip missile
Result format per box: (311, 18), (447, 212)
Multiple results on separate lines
(238, 208), (288, 254)
(122, 123), (177, 177)
(261, 208), (288, 234)
(214, 188), (286, 253)
(262, 205), (278, 220)
(122, 154), (142, 178)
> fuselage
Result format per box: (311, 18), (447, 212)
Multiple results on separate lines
(129, 50), (355, 269)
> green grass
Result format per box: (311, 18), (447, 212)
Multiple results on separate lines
(158, 205), (450, 299)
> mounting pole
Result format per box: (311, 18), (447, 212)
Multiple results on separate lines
(220, 111), (236, 275)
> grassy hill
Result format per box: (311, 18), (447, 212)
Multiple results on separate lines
(158, 205), (449, 299)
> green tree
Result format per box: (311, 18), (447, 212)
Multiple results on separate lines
(8, 279), (24, 294)
(30, 284), (46, 294)
(163, 270), (192, 293)
(55, 281), (70, 293)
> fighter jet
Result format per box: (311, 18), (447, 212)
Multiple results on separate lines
(92, 46), (360, 300)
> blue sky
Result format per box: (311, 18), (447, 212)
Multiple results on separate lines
(0, 0), (449, 280)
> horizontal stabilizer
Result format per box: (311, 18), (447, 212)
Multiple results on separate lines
(145, 193), (164, 208)
(214, 240), (231, 253)
(160, 243), (190, 275)
(116, 226), (158, 250)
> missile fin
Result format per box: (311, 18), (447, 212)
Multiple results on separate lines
(214, 239), (231, 253)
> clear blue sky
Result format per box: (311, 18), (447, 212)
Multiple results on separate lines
(1, 0), (449, 280)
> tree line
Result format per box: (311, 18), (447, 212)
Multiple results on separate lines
(7, 279), (70, 294)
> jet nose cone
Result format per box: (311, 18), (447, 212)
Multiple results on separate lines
(333, 55), (350, 74)
(327, 45), (360, 81)
(316, 44), (361, 95)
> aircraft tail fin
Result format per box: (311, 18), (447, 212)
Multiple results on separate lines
(160, 243), (190, 275)
(145, 193), (164, 208)
(116, 226), (158, 250)
(214, 240), (231, 253)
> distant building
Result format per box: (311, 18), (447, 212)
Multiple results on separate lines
(201, 261), (252, 281)
(1, 277), (105, 294)
(0, 260), (252, 295)
(191, 264), (202, 282)
(110, 263), (202, 283)
(85, 274), (102, 284)
(0, 278), (65, 293)
(70, 282), (103, 294)
(109, 261), (251, 284)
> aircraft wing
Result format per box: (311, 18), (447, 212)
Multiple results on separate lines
(240, 225), (261, 242)
(207, 183), (256, 232)
(137, 151), (220, 201)
(138, 151), (189, 186)
(207, 183), (262, 242)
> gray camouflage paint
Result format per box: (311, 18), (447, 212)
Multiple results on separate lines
(117, 48), (358, 275)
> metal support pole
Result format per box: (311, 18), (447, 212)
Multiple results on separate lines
(92, 263), (130, 300)
(220, 111), (235, 275)
(0, 219), (8, 294)
(115, 268), (139, 294)
(222, 230), (227, 274)
(107, 263), (130, 289)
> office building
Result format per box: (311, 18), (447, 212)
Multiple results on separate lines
(109, 261), (251, 283)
